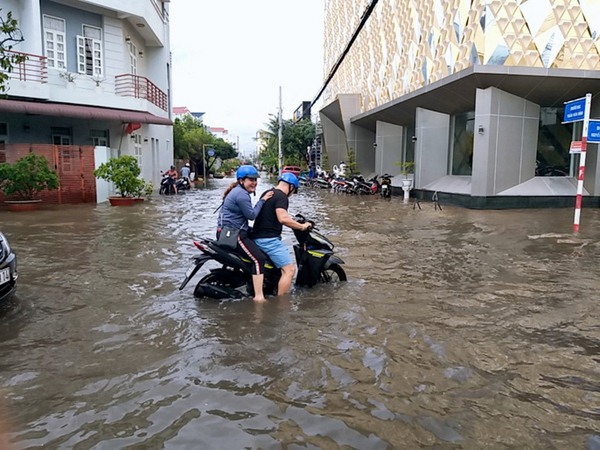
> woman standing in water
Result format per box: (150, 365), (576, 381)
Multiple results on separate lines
(218, 165), (273, 302)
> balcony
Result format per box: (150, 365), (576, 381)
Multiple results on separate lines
(2, 50), (47, 84)
(115, 74), (168, 112)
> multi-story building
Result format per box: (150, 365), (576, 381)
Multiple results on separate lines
(0, 0), (172, 204)
(318, 0), (600, 207)
(173, 106), (204, 122)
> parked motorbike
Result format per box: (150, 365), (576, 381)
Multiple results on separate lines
(380, 173), (392, 198)
(351, 174), (378, 195)
(179, 214), (347, 300)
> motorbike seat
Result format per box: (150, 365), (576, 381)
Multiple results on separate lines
(208, 239), (277, 270)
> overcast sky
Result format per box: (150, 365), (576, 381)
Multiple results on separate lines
(169, 1), (325, 156)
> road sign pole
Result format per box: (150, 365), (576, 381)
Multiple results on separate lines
(573, 93), (591, 233)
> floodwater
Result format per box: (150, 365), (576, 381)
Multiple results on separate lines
(0, 178), (599, 449)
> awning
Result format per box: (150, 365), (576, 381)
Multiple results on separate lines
(0, 99), (172, 125)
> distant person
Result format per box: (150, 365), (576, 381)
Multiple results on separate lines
(165, 165), (178, 194)
(252, 173), (311, 296)
(180, 163), (191, 181)
(218, 165), (273, 302)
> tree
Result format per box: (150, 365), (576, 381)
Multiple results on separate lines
(256, 114), (281, 169)
(173, 115), (237, 175)
(346, 147), (357, 175)
(256, 114), (316, 169)
(0, 9), (26, 94)
(282, 118), (315, 165)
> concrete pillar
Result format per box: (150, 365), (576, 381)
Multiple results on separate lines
(319, 113), (346, 170)
(349, 124), (375, 174)
(375, 121), (404, 176)
(472, 87), (539, 196)
(414, 107), (450, 188)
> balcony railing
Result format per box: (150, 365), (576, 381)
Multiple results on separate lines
(115, 74), (168, 111)
(2, 50), (47, 84)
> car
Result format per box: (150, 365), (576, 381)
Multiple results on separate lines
(0, 232), (17, 303)
(281, 166), (302, 177)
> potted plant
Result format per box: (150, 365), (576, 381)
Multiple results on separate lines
(0, 153), (59, 211)
(395, 161), (414, 186)
(59, 71), (77, 89)
(93, 155), (147, 206)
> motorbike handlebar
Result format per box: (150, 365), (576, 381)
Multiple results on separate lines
(294, 214), (317, 230)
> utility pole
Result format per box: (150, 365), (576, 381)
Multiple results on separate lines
(278, 86), (283, 176)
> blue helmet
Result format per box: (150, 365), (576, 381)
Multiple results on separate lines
(278, 172), (299, 192)
(236, 165), (259, 180)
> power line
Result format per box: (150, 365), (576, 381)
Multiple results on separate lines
(310, 0), (379, 110)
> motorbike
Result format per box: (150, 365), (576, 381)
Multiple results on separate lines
(179, 214), (347, 300)
(351, 174), (379, 195)
(159, 172), (190, 195)
(380, 173), (392, 198)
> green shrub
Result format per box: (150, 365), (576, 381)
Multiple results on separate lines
(0, 153), (59, 200)
(93, 155), (146, 198)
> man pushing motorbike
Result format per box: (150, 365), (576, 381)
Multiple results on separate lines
(252, 173), (311, 296)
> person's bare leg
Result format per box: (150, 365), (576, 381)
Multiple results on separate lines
(252, 274), (266, 302)
(277, 264), (295, 296)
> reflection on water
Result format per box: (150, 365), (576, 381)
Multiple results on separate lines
(0, 178), (599, 449)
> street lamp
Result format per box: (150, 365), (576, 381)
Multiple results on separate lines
(202, 144), (214, 188)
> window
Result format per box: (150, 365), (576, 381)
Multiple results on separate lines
(43, 15), (66, 70)
(450, 112), (474, 175)
(51, 127), (71, 146)
(90, 129), (109, 146)
(128, 41), (138, 75)
(77, 25), (103, 76)
(133, 134), (143, 167)
(536, 107), (572, 176)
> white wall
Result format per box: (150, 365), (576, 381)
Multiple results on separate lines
(375, 121), (404, 176)
(472, 87), (539, 196)
(94, 146), (111, 203)
(415, 107), (451, 188)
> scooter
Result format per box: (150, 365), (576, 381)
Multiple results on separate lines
(179, 214), (347, 300)
(159, 173), (190, 195)
(380, 173), (392, 198)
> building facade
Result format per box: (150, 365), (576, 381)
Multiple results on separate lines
(0, 0), (173, 204)
(319, 0), (600, 207)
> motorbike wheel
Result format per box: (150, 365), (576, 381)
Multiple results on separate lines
(194, 272), (245, 298)
(320, 264), (347, 283)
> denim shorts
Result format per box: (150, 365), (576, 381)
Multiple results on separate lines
(253, 237), (292, 268)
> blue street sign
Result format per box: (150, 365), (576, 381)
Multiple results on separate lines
(587, 120), (600, 143)
(563, 98), (586, 123)
(207, 149), (215, 157)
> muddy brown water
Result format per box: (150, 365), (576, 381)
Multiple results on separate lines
(0, 178), (599, 449)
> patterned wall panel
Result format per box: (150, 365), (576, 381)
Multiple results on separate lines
(323, 0), (600, 113)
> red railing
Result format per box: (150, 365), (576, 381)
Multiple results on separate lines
(2, 50), (47, 84)
(114, 74), (168, 111)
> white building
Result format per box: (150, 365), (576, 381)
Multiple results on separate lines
(0, 0), (173, 203)
(319, 0), (600, 208)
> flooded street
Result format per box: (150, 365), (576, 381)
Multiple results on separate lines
(0, 178), (599, 449)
